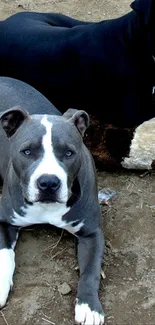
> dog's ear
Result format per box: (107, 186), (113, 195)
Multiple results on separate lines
(63, 108), (89, 137)
(130, 0), (154, 25)
(0, 106), (29, 138)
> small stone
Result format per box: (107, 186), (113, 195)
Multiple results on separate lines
(101, 269), (106, 279)
(74, 265), (79, 271)
(17, 0), (34, 10)
(58, 282), (72, 295)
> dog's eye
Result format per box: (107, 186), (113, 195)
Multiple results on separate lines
(65, 150), (73, 158)
(22, 149), (31, 156)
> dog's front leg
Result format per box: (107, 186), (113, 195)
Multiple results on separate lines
(0, 223), (19, 308)
(75, 227), (104, 325)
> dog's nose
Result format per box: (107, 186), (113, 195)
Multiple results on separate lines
(37, 174), (61, 193)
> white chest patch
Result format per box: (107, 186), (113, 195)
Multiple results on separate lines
(11, 202), (84, 234)
(122, 118), (155, 170)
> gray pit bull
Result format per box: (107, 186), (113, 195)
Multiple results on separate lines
(0, 77), (104, 325)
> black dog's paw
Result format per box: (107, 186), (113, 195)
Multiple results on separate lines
(75, 298), (104, 325)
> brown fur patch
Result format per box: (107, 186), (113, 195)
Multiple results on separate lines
(84, 116), (135, 170)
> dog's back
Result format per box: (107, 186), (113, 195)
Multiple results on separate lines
(0, 77), (60, 181)
(0, 77), (60, 115)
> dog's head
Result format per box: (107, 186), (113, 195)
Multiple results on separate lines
(0, 107), (89, 204)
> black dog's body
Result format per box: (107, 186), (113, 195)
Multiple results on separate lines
(0, 0), (155, 127)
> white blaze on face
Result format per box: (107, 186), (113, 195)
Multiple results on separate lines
(28, 116), (68, 202)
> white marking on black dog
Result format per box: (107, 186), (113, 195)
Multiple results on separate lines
(28, 116), (68, 203)
(0, 248), (15, 308)
(75, 302), (104, 325)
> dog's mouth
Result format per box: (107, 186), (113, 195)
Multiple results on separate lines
(24, 197), (34, 205)
(24, 179), (80, 206)
(24, 195), (68, 205)
(38, 197), (66, 204)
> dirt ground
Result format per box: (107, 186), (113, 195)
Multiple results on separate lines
(0, 0), (155, 325)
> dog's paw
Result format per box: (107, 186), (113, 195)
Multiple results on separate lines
(75, 300), (104, 325)
(0, 249), (15, 308)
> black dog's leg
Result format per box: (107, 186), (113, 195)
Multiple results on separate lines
(75, 227), (104, 325)
(0, 223), (19, 308)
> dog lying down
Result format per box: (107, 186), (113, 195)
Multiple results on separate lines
(0, 77), (104, 325)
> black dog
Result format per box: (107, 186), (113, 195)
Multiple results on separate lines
(0, 0), (155, 128)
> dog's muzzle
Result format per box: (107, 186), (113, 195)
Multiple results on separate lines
(37, 174), (61, 203)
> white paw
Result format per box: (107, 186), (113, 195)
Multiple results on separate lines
(75, 302), (104, 325)
(0, 249), (15, 308)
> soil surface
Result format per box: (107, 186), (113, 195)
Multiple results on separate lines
(1, 1), (155, 325)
